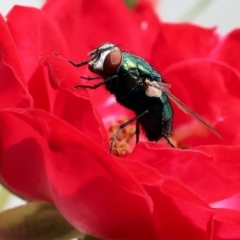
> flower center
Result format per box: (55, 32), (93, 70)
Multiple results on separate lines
(108, 116), (136, 156)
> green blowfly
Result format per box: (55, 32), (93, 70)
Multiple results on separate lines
(68, 43), (222, 152)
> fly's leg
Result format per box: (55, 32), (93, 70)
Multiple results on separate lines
(80, 76), (103, 80)
(68, 58), (117, 87)
(74, 75), (119, 89)
(110, 109), (149, 153)
(161, 118), (175, 147)
(136, 120), (140, 144)
(68, 59), (105, 84)
(160, 94), (174, 147)
(68, 59), (89, 67)
(162, 133), (175, 148)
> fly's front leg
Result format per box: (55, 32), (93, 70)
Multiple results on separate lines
(80, 76), (103, 80)
(68, 59), (89, 67)
(74, 75), (119, 89)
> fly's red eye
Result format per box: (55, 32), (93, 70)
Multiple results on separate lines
(104, 50), (122, 74)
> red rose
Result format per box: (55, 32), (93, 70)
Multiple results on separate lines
(1, 0), (240, 239)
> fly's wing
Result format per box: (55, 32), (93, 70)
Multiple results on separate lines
(145, 80), (223, 139)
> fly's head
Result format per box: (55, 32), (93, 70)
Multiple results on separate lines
(88, 43), (122, 75)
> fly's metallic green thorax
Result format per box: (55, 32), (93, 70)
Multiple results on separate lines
(121, 53), (154, 78)
(106, 52), (162, 94)
(119, 52), (162, 93)
(122, 53), (161, 76)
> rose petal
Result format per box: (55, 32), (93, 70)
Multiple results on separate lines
(6, 6), (69, 110)
(119, 160), (213, 240)
(53, 89), (109, 149)
(43, 0), (159, 60)
(7, 6), (68, 81)
(151, 23), (220, 71)
(0, 14), (32, 109)
(214, 29), (240, 74)
(161, 60), (240, 146)
(212, 208), (240, 239)
(41, 53), (109, 148)
(0, 109), (161, 239)
(129, 142), (240, 204)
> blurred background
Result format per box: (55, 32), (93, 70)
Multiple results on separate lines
(0, 0), (239, 211)
(1, 0), (240, 34)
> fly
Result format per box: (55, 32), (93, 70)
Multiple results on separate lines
(68, 43), (222, 152)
